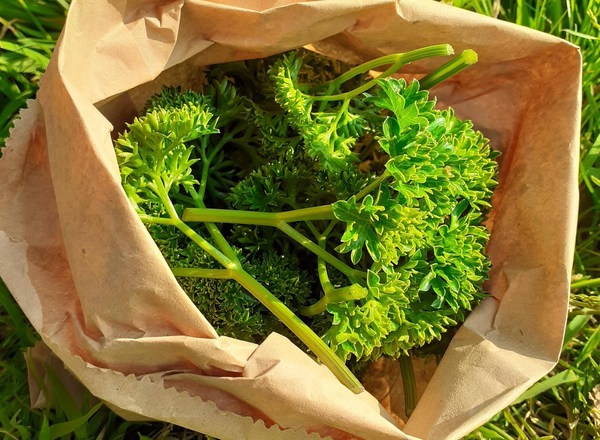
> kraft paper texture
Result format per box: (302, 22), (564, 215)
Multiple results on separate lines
(0, 0), (581, 438)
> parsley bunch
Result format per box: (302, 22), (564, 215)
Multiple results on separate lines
(114, 44), (498, 392)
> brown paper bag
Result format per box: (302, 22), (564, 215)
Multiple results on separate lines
(0, 0), (581, 438)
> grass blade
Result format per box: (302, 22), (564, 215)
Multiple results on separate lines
(563, 314), (592, 346)
(512, 370), (579, 405)
(575, 325), (600, 364)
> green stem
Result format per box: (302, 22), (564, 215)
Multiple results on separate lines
(277, 222), (366, 284)
(310, 44), (454, 99)
(182, 206), (365, 283)
(166, 221), (364, 392)
(138, 214), (176, 226)
(189, 188), (241, 265)
(317, 235), (335, 292)
(300, 235), (368, 316)
(419, 49), (478, 90)
(171, 267), (234, 279)
(182, 205), (336, 225)
(399, 354), (417, 418)
(571, 277), (600, 289)
(230, 268), (364, 393)
(159, 211), (363, 393)
(173, 219), (237, 270)
(304, 220), (323, 240)
(313, 62), (404, 102)
(300, 285), (368, 316)
(354, 170), (391, 201)
(197, 141), (211, 202)
(153, 178), (180, 221)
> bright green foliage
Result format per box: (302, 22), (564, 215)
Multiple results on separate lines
(114, 46), (497, 388)
(322, 78), (496, 360)
(115, 101), (217, 215)
(266, 51), (497, 360)
(270, 52), (365, 171)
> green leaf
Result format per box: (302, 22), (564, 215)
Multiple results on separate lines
(43, 403), (103, 439)
(512, 370), (579, 405)
(563, 314), (592, 346)
(270, 52), (364, 171)
(576, 325), (600, 364)
(333, 195), (382, 264)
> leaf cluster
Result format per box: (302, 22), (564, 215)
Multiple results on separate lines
(114, 47), (498, 370)
(268, 53), (498, 360)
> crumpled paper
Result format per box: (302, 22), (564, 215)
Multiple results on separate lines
(0, 0), (581, 439)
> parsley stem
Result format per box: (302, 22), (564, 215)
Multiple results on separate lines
(300, 235), (368, 316)
(570, 277), (600, 289)
(138, 215), (176, 226)
(300, 285), (369, 316)
(169, 216), (364, 393)
(310, 44), (453, 95)
(354, 170), (391, 201)
(310, 44), (454, 102)
(153, 177), (181, 221)
(155, 202), (364, 393)
(173, 219), (237, 270)
(171, 267), (234, 279)
(277, 222), (365, 284)
(189, 187), (241, 265)
(197, 141), (211, 202)
(182, 207), (366, 283)
(316, 236), (335, 292)
(230, 269), (364, 393)
(304, 220), (322, 240)
(419, 49), (478, 90)
(182, 205), (336, 224)
(399, 354), (417, 418)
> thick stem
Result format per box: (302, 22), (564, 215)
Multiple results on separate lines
(354, 170), (391, 201)
(173, 219), (237, 270)
(231, 268), (364, 393)
(310, 44), (454, 98)
(153, 178), (180, 221)
(170, 219), (363, 391)
(189, 187), (241, 265)
(399, 354), (417, 418)
(138, 214), (176, 226)
(173, 205), (364, 391)
(182, 205), (335, 225)
(571, 277), (600, 289)
(419, 49), (478, 90)
(300, 285), (369, 316)
(171, 267), (234, 279)
(182, 206), (365, 283)
(150, 175), (237, 270)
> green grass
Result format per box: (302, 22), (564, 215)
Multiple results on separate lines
(0, 0), (598, 438)
(0, 0), (68, 149)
